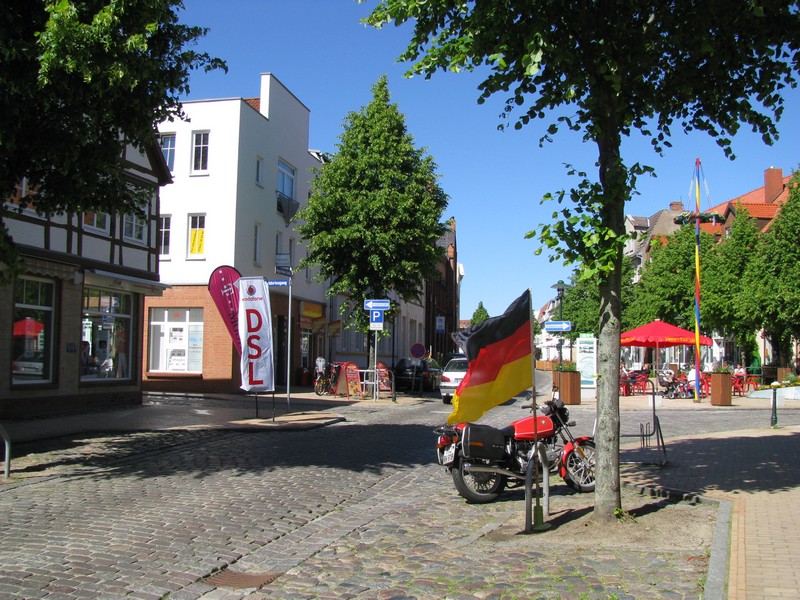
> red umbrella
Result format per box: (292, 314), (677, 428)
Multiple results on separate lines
(621, 319), (711, 372)
(621, 319), (712, 348)
(13, 317), (44, 337)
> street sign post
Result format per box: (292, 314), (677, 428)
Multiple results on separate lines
(544, 320), (572, 332)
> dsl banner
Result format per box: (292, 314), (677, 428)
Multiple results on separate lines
(237, 277), (274, 392)
(207, 265), (242, 355)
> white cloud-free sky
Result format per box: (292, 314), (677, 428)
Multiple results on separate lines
(177, 1), (800, 318)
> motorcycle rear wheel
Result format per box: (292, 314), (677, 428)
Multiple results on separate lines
(451, 460), (507, 503)
(563, 439), (596, 493)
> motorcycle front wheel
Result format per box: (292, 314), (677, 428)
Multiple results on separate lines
(563, 439), (596, 493)
(451, 460), (507, 503)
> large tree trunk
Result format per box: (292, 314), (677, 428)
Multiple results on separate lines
(593, 120), (626, 522)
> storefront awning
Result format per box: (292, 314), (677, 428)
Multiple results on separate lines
(86, 269), (170, 296)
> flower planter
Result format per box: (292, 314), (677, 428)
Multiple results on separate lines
(553, 370), (581, 405)
(710, 372), (732, 406)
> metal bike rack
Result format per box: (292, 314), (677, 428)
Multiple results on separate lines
(620, 379), (667, 466)
(524, 442), (550, 533)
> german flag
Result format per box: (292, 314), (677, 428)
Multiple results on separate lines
(448, 290), (532, 424)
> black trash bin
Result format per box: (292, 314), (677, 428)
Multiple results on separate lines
(296, 367), (312, 387)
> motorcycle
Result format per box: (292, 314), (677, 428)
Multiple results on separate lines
(434, 395), (596, 503)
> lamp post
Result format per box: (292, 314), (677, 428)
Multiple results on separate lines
(551, 280), (572, 372)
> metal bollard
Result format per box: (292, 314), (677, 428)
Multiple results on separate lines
(771, 381), (780, 427)
(0, 422), (11, 479)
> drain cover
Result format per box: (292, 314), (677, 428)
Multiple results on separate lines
(204, 569), (282, 589)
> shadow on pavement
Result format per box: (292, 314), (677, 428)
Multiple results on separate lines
(622, 430), (800, 494)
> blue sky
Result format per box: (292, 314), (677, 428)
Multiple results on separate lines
(178, 1), (800, 319)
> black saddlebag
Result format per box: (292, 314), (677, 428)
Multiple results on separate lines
(462, 424), (506, 460)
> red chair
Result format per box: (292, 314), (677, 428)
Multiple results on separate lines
(632, 374), (650, 395)
(744, 375), (760, 392)
(732, 375), (745, 396)
(700, 373), (712, 398)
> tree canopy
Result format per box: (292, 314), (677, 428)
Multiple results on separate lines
(740, 171), (800, 364)
(627, 225), (715, 330)
(470, 301), (490, 325)
(295, 75), (448, 330)
(1, 0), (225, 280)
(364, 0), (800, 521)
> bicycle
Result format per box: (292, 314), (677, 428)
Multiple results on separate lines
(314, 361), (341, 396)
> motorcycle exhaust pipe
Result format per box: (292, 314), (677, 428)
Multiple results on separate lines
(463, 463), (519, 478)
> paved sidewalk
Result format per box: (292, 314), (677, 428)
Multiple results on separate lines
(2, 387), (799, 599)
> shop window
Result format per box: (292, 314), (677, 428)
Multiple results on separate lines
(80, 287), (133, 380)
(148, 307), (204, 373)
(12, 277), (55, 384)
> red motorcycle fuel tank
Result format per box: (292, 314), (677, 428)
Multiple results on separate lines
(510, 415), (555, 440)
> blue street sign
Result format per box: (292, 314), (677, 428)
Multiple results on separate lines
(544, 320), (572, 332)
(369, 310), (384, 324)
(267, 280), (289, 287)
(364, 298), (391, 310)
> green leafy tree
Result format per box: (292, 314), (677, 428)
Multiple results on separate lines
(471, 302), (490, 325)
(703, 206), (761, 344)
(740, 171), (800, 366)
(562, 261), (636, 342)
(627, 225), (715, 330)
(296, 75), (448, 335)
(364, 0), (800, 521)
(1, 0), (225, 281)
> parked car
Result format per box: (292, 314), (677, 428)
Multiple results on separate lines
(440, 357), (469, 404)
(443, 351), (466, 365)
(394, 358), (442, 392)
(12, 351), (44, 377)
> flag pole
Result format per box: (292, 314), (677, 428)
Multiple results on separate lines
(528, 288), (549, 532)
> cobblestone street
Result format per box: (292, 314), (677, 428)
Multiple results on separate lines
(1, 391), (798, 599)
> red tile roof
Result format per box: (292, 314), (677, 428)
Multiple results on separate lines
(244, 98), (260, 111)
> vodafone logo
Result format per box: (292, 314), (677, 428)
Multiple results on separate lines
(247, 284), (256, 295)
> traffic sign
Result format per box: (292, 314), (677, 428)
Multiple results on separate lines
(267, 280), (289, 287)
(370, 309), (384, 331)
(544, 320), (572, 332)
(364, 298), (391, 310)
(410, 342), (426, 359)
(275, 266), (293, 277)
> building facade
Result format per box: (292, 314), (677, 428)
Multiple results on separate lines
(1, 144), (170, 418)
(143, 73), (329, 393)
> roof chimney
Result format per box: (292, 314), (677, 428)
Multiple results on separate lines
(765, 167), (784, 204)
(669, 201), (684, 211)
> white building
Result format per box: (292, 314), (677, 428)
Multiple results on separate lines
(143, 73), (332, 392)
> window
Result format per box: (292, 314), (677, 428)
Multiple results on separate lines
(276, 159), (295, 212)
(83, 212), (110, 233)
(123, 214), (147, 244)
(188, 214), (205, 257)
(81, 288), (133, 380)
(12, 277), (55, 384)
(191, 131), (209, 174)
(256, 156), (264, 187)
(148, 307), (204, 373)
(158, 215), (171, 257)
(159, 134), (176, 171)
(253, 222), (261, 265)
